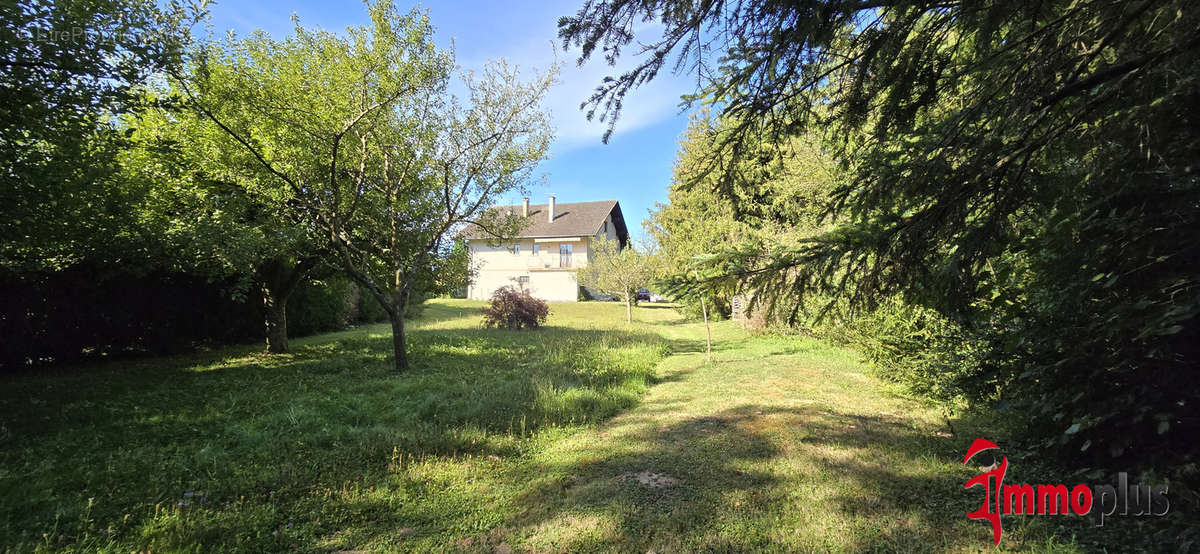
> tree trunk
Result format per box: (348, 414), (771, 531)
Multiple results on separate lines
(389, 310), (408, 370)
(264, 284), (289, 353)
(700, 294), (712, 363)
(258, 256), (318, 354)
(626, 297), (633, 325)
(330, 245), (409, 371)
(389, 287), (411, 371)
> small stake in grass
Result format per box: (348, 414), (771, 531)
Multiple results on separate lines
(694, 269), (713, 363)
(700, 293), (712, 363)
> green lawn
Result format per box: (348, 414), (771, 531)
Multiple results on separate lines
(0, 299), (1113, 552)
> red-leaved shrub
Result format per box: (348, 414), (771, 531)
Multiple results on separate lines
(481, 286), (549, 329)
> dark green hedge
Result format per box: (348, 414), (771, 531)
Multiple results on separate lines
(286, 276), (390, 337)
(0, 265), (261, 370)
(1, 269), (391, 372)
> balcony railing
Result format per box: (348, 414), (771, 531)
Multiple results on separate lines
(525, 255), (572, 269)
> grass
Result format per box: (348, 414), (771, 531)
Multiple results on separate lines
(0, 299), (1167, 552)
(0, 300), (669, 552)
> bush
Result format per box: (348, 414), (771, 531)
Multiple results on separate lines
(287, 277), (356, 337)
(481, 286), (549, 330)
(674, 292), (731, 322)
(287, 276), (395, 337)
(736, 293), (982, 405)
(355, 287), (390, 323)
(814, 297), (983, 405)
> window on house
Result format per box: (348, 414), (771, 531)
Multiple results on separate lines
(602, 221), (608, 234)
(512, 244), (520, 255)
(532, 243), (539, 255)
(559, 243), (572, 268)
(517, 275), (530, 284)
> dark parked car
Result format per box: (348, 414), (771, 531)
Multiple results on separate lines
(636, 288), (651, 301)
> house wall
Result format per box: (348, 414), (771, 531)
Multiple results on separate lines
(466, 238), (591, 302)
(597, 214), (620, 242)
(526, 270), (579, 302)
(589, 214), (621, 264)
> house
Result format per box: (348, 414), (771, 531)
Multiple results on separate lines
(459, 196), (629, 302)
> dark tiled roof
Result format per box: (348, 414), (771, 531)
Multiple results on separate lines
(459, 200), (629, 246)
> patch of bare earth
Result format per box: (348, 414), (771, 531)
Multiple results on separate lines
(624, 470), (680, 488)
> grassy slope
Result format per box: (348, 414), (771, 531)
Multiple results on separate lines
(1, 300), (1093, 552)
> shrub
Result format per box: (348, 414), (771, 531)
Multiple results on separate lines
(287, 277), (356, 337)
(815, 297), (983, 405)
(481, 286), (549, 330)
(287, 276), (396, 337)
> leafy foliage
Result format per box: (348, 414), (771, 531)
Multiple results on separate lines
(648, 113), (837, 320)
(563, 0), (1200, 471)
(181, 1), (555, 369)
(0, 0), (311, 365)
(481, 286), (550, 330)
(578, 238), (658, 324)
(285, 276), (392, 337)
(121, 97), (335, 352)
(1, 0), (200, 275)
(810, 298), (982, 405)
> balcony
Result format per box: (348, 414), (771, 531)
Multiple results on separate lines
(525, 255), (574, 270)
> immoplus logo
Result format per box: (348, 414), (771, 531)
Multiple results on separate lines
(963, 438), (1169, 545)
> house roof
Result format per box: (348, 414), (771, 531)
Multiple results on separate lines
(459, 200), (629, 246)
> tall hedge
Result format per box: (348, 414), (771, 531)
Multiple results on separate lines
(1, 270), (393, 372)
(0, 266), (260, 371)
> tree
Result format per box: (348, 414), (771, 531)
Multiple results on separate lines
(648, 112), (837, 322)
(0, 1), (253, 368)
(560, 0), (1200, 468)
(646, 117), (743, 321)
(180, 1), (553, 370)
(579, 238), (657, 324)
(119, 101), (328, 353)
(649, 112), (838, 361)
(330, 58), (554, 370)
(1, 0), (200, 275)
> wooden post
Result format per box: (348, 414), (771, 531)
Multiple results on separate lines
(694, 270), (712, 363)
(700, 294), (712, 363)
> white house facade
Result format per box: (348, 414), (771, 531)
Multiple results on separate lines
(459, 197), (629, 302)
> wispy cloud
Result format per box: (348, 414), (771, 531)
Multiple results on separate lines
(549, 50), (695, 150)
(204, 0), (695, 153)
(454, 19), (695, 153)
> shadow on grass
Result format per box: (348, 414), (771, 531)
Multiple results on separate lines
(0, 304), (678, 552)
(5, 300), (1031, 552)
(429, 403), (992, 553)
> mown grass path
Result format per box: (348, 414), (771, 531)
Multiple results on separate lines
(1, 300), (1086, 552)
(473, 305), (1081, 553)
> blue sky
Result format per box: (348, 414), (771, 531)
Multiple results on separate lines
(202, 0), (697, 240)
